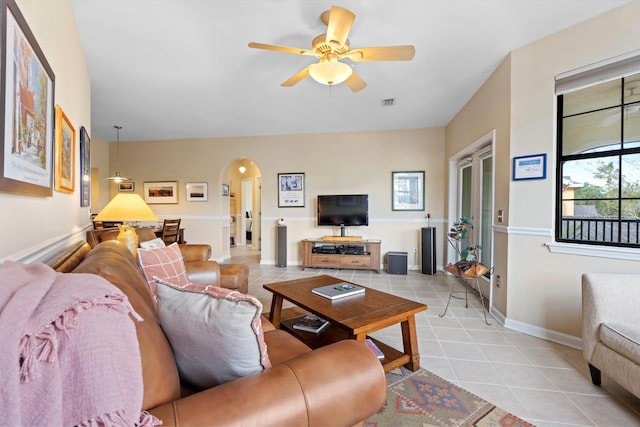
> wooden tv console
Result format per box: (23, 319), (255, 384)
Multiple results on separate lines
(301, 238), (381, 273)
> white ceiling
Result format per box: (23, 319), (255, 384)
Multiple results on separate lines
(69, 0), (632, 142)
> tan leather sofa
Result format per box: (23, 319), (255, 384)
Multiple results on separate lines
(49, 240), (386, 426)
(86, 228), (249, 293)
(582, 273), (640, 398)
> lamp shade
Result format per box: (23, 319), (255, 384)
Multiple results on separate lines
(94, 193), (158, 223)
(308, 61), (352, 86)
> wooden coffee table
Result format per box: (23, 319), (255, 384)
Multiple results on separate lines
(263, 275), (427, 372)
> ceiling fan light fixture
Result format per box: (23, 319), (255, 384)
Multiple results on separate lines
(309, 61), (352, 86)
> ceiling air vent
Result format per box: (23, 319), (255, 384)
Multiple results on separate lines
(381, 98), (396, 107)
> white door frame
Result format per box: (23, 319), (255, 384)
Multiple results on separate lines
(447, 130), (496, 299)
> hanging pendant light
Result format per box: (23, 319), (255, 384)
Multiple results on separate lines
(108, 125), (128, 182)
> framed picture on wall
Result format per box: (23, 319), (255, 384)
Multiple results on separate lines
(221, 183), (229, 197)
(392, 171), (425, 211)
(79, 126), (90, 206)
(54, 105), (75, 194)
(118, 181), (134, 192)
(143, 181), (178, 204)
(0, 0), (55, 197)
(186, 182), (208, 201)
(513, 153), (547, 181)
(278, 172), (305, 207)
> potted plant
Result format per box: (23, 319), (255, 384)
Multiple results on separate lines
(445, 217), (490, 278)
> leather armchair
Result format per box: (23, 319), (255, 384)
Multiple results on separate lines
(86, 228), (248, 293)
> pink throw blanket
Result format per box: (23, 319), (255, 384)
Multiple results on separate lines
(0, 261), (161, 426)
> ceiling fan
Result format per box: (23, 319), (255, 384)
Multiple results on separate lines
(248, 5), (415, 92)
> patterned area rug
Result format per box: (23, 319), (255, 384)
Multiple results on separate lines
(365, 366), (536, 427)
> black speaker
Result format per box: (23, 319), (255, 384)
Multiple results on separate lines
(421, 227), (436, 275)
(277, 225), (287, 267)
(387, 251), (408, 275)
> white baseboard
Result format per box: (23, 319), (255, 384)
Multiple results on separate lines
(503, 317), (582, 350)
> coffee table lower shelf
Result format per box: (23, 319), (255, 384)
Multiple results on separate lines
(280, 317), (409, 372)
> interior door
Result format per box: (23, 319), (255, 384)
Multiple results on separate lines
(255, 176), (262, 251)
(456, 146), (493, 296)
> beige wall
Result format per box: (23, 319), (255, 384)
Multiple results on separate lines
(505, 1), (640, 340)
(445, 55), (512, 316)
(109, 128), (447, 266)
(0, 0), (91, 262)
(446, 0), (640, 342)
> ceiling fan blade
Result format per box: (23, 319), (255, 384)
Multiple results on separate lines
(344, 71), (367, 92)
(248, 42), (314, 56)
(347, 45), (416, 62)
(281, 65), (313, 87)
(325, 6), (355, 46)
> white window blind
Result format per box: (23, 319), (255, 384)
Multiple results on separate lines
(555, 49), (640, 95)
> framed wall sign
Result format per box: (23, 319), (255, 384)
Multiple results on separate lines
(392, 171), (425, 211)
(513, 153), (547, 181)
(79, 126), (90, 205)
(186, 182), (208, 201)
(0, 0), (55, 196)
(54, 105), (75, 194)
(221, 183), (229, 197)
(143, 181), (178, 204)
(278, 172), (305, 207)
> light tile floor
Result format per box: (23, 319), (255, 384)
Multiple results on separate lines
(231, 248), (640, 426)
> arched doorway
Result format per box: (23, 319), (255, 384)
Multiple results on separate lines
(227, 158), (261, 263)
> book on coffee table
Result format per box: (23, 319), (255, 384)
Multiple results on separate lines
(312, 283), (365, 300)
(365, 338), (385, 359)
(292, 314), (330, 333)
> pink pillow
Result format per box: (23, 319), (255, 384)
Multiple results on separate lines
(137, 243), (189, 297)
(155, 278), (271, 388)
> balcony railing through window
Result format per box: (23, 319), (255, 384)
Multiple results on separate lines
(560, 216), (640, 246)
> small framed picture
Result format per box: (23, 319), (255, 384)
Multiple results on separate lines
(143, 181), (178, 204)
(513, 154), (547, 181)
(221, 183), (229, 197)
(118, 181), (134, 192)
(54, 105), (75, 194)
(187, 182), (208, 201)
(278, 172), (305, 207)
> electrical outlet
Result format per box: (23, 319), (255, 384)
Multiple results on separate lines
(496, 275), (501, 288)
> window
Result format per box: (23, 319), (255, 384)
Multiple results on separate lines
(556, 71), (640, 247)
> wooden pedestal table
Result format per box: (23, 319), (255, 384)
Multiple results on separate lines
(263, 275), (427, 372)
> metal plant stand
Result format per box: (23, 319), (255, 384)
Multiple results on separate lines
(440, 217), (492, 325)
(439, 273), (491, 325)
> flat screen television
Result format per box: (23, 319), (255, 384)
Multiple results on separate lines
(317, 194), (368, 236)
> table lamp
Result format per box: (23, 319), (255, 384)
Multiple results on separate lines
(93, 193), (158, 258)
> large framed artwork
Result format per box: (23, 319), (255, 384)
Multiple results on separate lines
(392, 171), (425, 211)
(0, 0), (55, 196)
(79, 126), (90, 206)
(278, 172), (305, 207)
(54, 105), (75, 193)
(144, 181), (178, 204)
